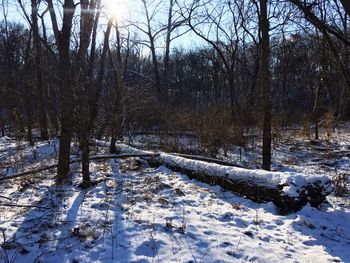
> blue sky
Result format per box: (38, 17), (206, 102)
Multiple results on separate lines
(0, 0), (199, 53)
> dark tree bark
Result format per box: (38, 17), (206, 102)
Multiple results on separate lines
(47, 0), (76, 185)
(88, 1), (101, 79)
(141, 0), (162, 103)
(313, 39), (327, 140)
(260, 0), (272, 170)
(89, 17), (113, 129)
(76, 0), (98, 188)
(109, 21), (124, 153)
(340, 0), (350, 17)
(31, 0), (48, 140)
(313, 80), (321, 140)
(23, 31), (34, 146)
(289, 0), (350, 47)
(289, 0), (350, 114)
(162, 0), (175, 105)
(185, 1), (242, 123)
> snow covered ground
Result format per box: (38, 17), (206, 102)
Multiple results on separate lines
(0, 137), (58, 176)
(130, 124), (350, 194)
(130, 123), (350, 177)
(0, 131), (349, 262)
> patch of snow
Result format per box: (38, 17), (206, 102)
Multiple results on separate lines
(0, 137), (348, 262)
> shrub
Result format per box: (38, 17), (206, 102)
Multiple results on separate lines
(331, 172), (348, 197)
(191, 106), (245, 157)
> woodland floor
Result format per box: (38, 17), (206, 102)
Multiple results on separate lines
(0, 124), (349, 263)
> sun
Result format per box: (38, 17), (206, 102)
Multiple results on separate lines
(105, 0), (128, 21)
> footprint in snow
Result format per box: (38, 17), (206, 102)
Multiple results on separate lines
(130, 259), (149, 263)
(134, 240), (166, 257)
(204, 230), (214, 235)
(219, 241), (233, 247)
(218, 212), (234, 222)
(230, 218), (248, 228)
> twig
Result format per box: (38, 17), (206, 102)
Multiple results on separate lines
(0, 153), (159, 182)
(0, 228), (9, 263)
(0, 203), (50, 209)
(320, 233), (341, 242)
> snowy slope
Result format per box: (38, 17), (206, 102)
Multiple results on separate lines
(0, 161), (347, 262)
(0, 138), (349, 262)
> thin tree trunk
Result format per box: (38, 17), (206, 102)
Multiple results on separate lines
(108, 20), (124, 153)
(48, 0), (76, 185)
(89, 18), (113, 130)
(25, 84), (34, 146)
(162, 0), (174, 105)
(260, 0), (272, 171)
(340, 0), (350, 17)
(23, 27), (34, 146)
(142, 0), (162, 103)
(109, 122), (117, 154)
(57, 57), (73, 184)
(313, 39), (326, 140)
(313, 83), (321, 140)
(77, 0), (98, 187)
(108, 44), (123, 154)
(150, 38), (161, 102)
(31, 0), (48, 140)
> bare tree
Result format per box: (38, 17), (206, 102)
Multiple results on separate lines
(47, 0), (76, 185)
(289, 0), (350, 47)
(75, 0), (99, 187)
(135, 0), (185, 104)
(289, 0), (350, 117)
(109, 19), (125, 153)
(89, 16), (113, 128)
(137, 0), (163, 103)
(31, 0), (48, 139)
(260, 0), (271, 170)
(181, 0), (252, 125)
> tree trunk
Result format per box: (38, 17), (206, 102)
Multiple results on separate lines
(260, 0), (272, 171)
(109, 123), (117, 154)
(77, 0), (98, 187)
(49, 0), (76, 185)
(313, 44), (325, 140)
(57, 59), (73, 184)
(89, 18), (113, 130)
(162, 0), (174, 105)
(142, 0), (162, 103)
(81, 130), (90, 187)
(23, 25), (34, 146)
(150, 38), (161, 102)
(31, 0), (48, 140)
(108, 28), (123, 154)
(313, 84), (320, 140)
(340, 0), (350, 17)
(25, 81), (34, 146)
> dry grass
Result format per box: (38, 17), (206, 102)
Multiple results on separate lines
(331, 172), (349, 197)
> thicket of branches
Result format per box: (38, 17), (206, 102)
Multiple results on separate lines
(0, 0), (349, 184)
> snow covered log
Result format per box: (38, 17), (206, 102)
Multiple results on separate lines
(104, 144), (332, 214)
(113, 143), (333, 214)
(157, 154), (332, 214)
(168, 153), (245, 168)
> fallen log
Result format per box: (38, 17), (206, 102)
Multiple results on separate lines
(153, 153), (332, 214)
(169, 153), (245, 168)
(94, 142), (333, 214)
(108, 142), (244, 167)
(0, 153), (159, 182)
